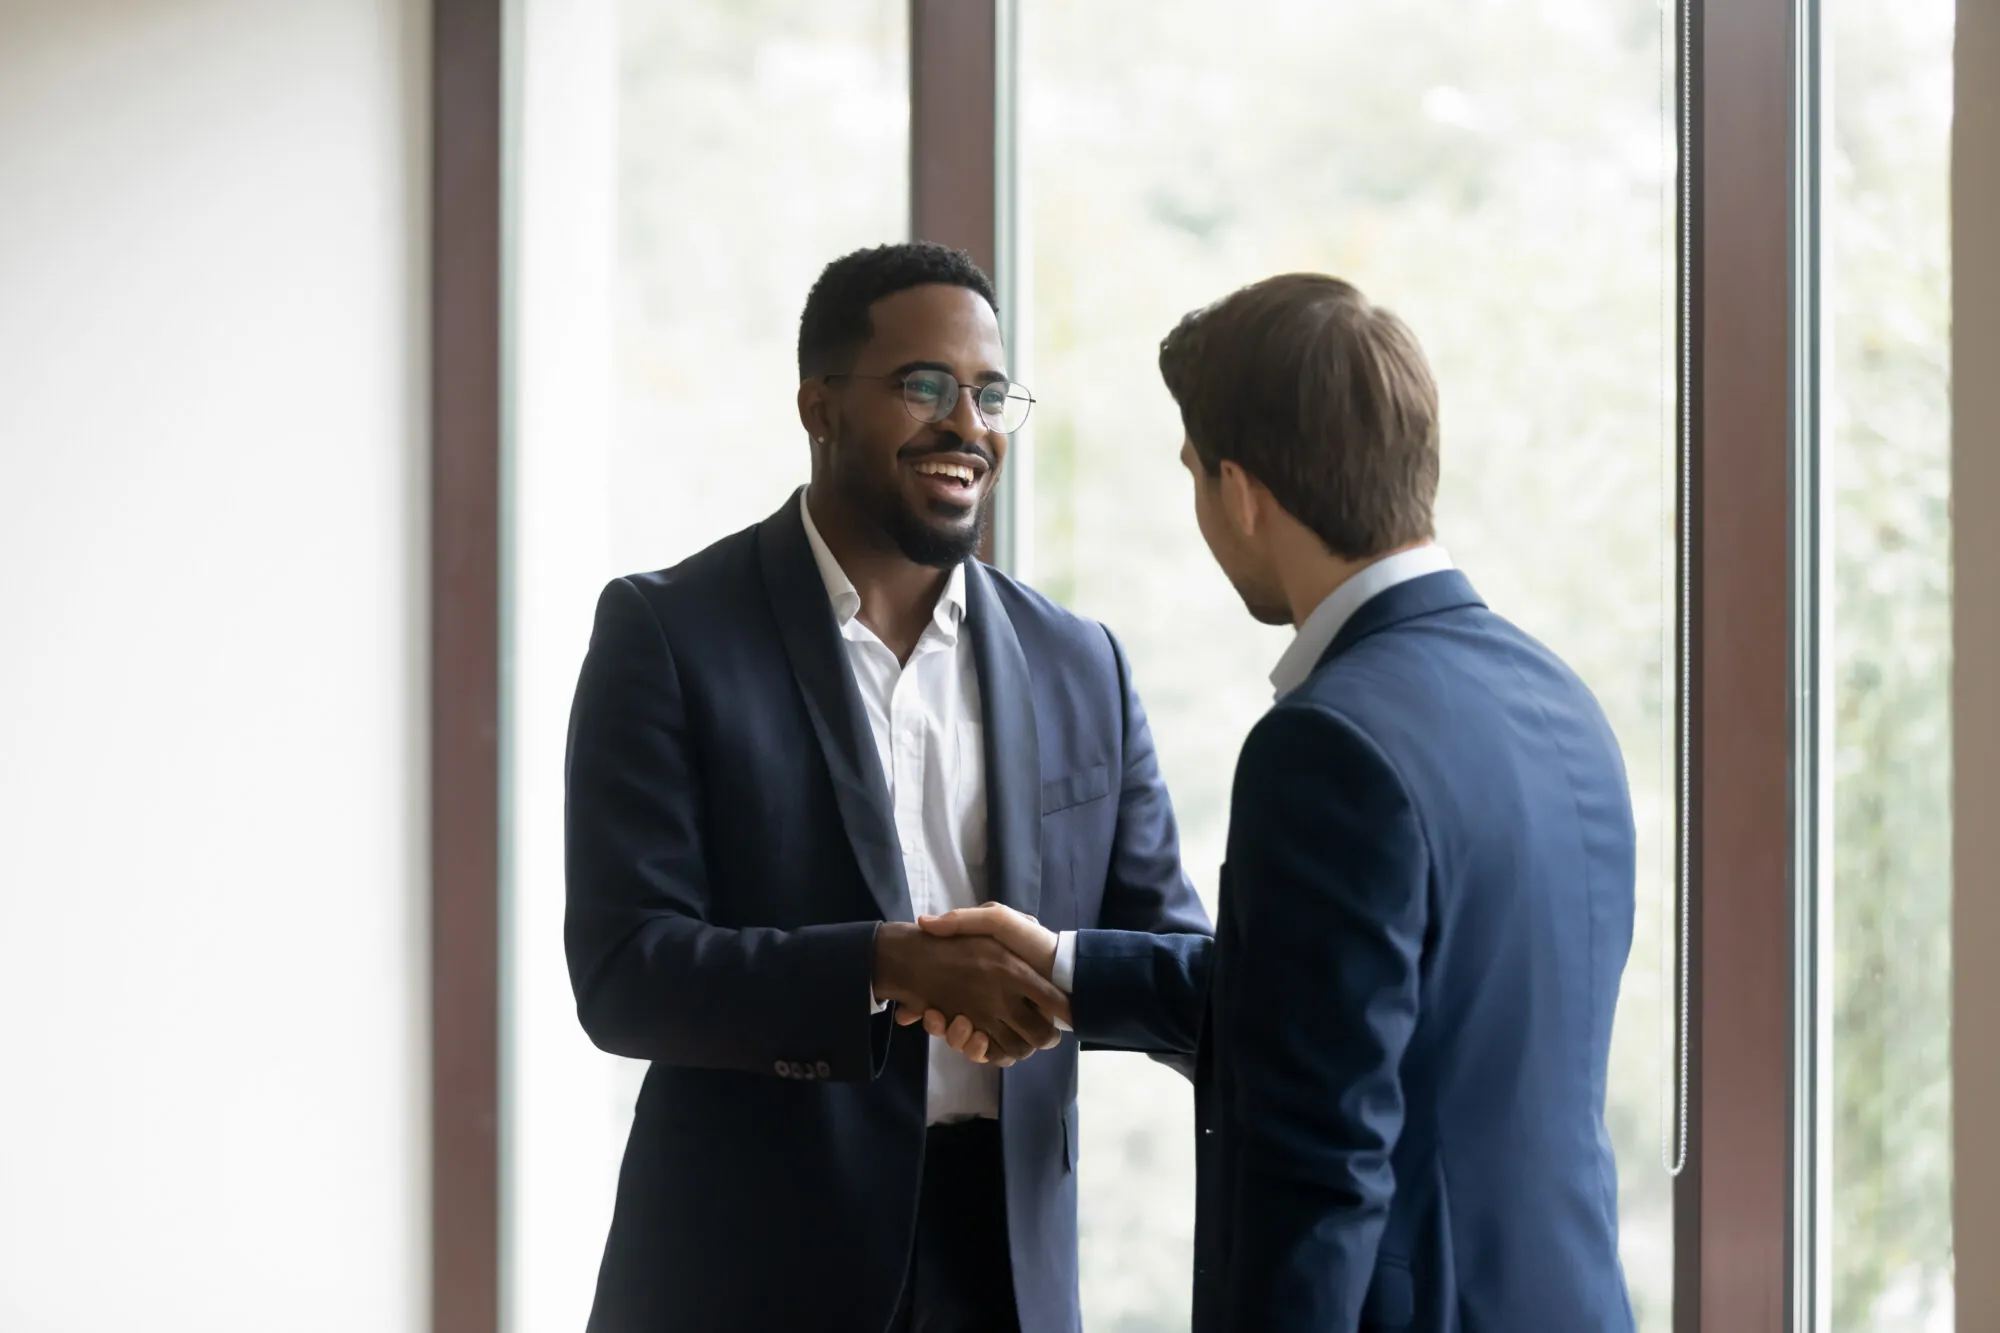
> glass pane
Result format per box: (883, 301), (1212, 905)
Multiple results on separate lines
(1018, 3), (1678, 1328)
(504, 4), (907, 1330)
(1824, 0), (1956, 1327)
(611, 0), (910, 573)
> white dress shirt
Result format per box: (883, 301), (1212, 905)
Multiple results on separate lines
(1269, 545), (1456, 698)
(801, 495), (1002, 1123)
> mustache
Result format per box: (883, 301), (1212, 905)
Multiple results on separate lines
(897, 435), (996, 469)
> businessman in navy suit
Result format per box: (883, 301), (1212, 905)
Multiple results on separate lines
(563, 242), (1210, 1333)
(922, 274), (1637, 1332)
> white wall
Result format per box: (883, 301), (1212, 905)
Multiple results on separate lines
(0, 3), (429, 1329)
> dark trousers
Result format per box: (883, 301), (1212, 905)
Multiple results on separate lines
(889, 1119), (1021, 1333)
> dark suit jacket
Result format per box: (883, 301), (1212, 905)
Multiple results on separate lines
(1072, 571), (1637, 1333)
(563, 493), (1212, 1333)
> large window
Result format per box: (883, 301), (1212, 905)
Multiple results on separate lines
(499, 4), (1967, 1329)
(504, 4), (908, 1329)
(1822, 0), (1956, 1327)
(1016, 2), (1678, 1327)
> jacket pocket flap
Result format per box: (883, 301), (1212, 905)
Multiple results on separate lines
(1041, 763), (1113, 814)
(1360, 1255), (1414, 1328)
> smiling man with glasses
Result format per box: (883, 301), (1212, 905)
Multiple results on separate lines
(563, 241), (1211, 1333)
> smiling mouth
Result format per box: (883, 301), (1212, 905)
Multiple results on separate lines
(908, 457), (987, 501)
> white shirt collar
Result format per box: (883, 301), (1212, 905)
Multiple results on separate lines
(799, 490), (967, 641)
(1269, 545), (1455, 698)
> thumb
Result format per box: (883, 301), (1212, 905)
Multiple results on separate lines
(918, 904), (1004, 937)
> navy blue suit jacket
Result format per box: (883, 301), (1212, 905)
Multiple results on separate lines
(1073, 571), (1637, 1333)
(563, 493), (1211, 1333)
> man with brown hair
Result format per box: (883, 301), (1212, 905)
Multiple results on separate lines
(921, 274), (1637, 1331)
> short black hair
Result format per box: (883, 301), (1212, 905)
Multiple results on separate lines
(797, 242), (999, 379)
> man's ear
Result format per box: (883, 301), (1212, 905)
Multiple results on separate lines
(1217, 459), (1264, 538)
(797, 378), (834, 447)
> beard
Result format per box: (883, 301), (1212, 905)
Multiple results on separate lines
(881, 488), (990, 567)
(834, 434), (992, 569)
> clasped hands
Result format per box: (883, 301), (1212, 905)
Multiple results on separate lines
(870, 902), (1066, 1068)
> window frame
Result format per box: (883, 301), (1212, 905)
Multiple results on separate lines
(1674, 0), (1807, 1329)
(431, 3), (506, 1332)
(1954, 7), (2000, 1330)
(428, 1), (1981, 1329)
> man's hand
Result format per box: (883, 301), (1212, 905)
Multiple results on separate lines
(912, 903), (1062, 1065)
(872, 921), (1070, 1067)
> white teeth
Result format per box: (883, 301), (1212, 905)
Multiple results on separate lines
(915, 461), (976, 484)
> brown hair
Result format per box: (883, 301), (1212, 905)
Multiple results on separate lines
(1158, 274), (1440, 559)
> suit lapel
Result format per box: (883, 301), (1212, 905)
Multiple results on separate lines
(756, 493), (914, 924)
(964, 561), (1042, 921)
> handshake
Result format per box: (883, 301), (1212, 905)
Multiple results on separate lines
(870, 902), (1070, 1067)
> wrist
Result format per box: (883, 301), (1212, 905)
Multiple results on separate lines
(872, 921), (921, 1004)
(1028, 929), (1058, 981)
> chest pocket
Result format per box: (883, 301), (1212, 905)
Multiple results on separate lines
(1040, 762), (1112, 815)
(1039, 762), (1115, 930)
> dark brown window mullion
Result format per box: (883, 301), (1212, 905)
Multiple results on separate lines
(431, 1), (505, 1330)
(909, 0), (1003, 564)
(1675, 0), (1799, 1328)
(1954, 4), (2000, 1327)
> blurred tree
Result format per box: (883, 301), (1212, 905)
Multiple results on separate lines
(1826, 1), (1954, 1327)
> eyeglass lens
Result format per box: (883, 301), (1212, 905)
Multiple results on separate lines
(899, 370), (1032, 433)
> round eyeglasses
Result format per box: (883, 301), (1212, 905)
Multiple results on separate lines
(826, 367), (1036, 434)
